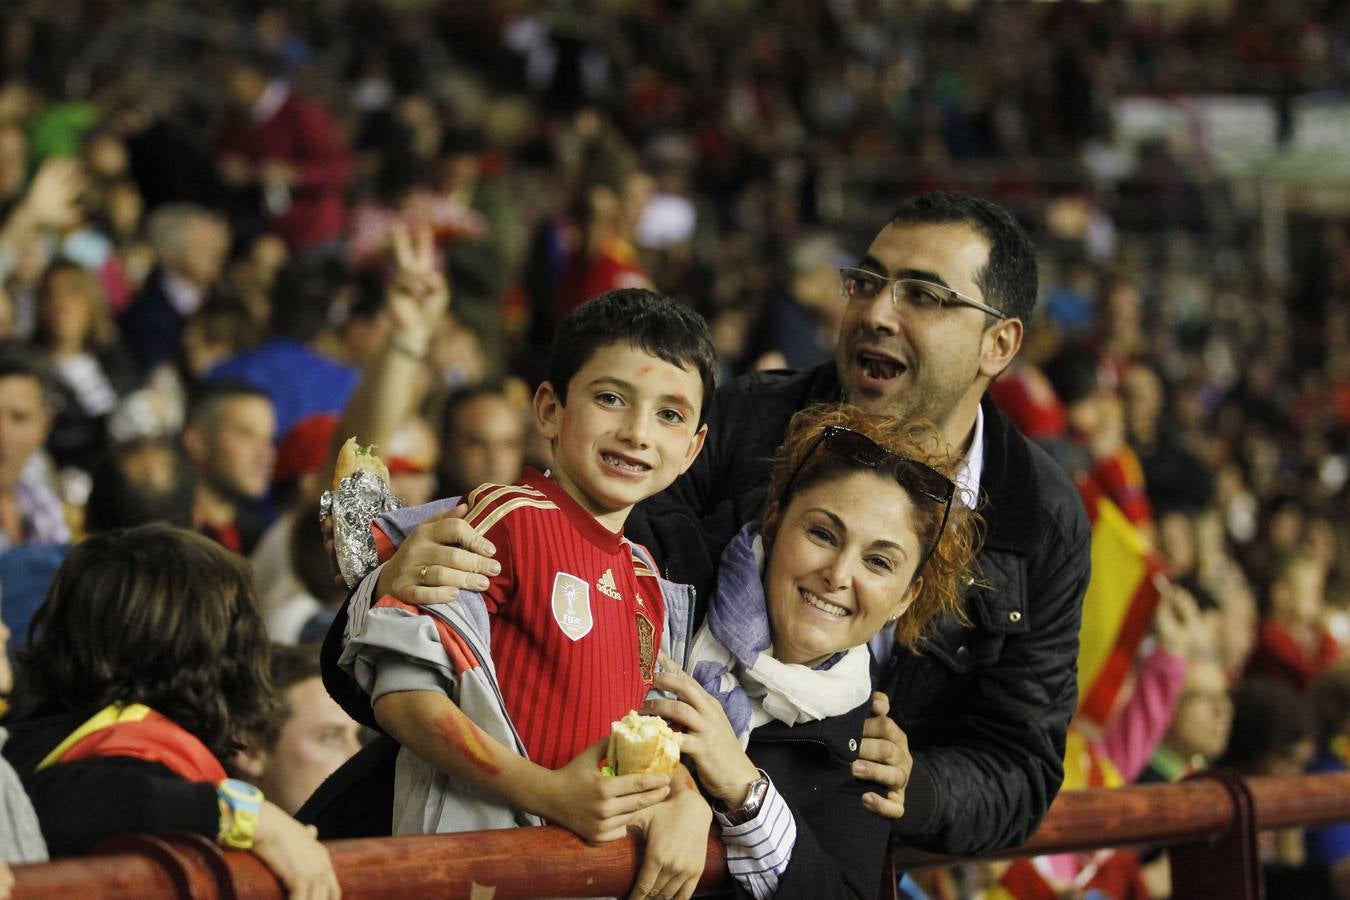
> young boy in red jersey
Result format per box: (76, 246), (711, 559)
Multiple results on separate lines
(338, 289), (716, 897)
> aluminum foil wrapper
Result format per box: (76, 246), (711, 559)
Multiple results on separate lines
(320, 469), (403, 588)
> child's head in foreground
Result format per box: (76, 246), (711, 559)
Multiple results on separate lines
(536, 288), (716, 530)
(18, 524), (279, 759)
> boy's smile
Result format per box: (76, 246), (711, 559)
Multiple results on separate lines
(535, 342), (707, 532)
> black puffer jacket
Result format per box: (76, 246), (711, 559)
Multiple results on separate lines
(629, 363), (1092, 857)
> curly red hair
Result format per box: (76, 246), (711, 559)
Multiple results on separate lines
(761, 404), (981, 650)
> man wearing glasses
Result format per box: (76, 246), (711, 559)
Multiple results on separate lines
(626, 191), (1091, 857)
(322, 191), (1090, 859)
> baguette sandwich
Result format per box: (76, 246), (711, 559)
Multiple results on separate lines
(332, 437), (391, 490)
(607, 711), (681, 776)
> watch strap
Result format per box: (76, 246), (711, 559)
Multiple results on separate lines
(217, 778), (264, 850)
(717, 771), (771, 826)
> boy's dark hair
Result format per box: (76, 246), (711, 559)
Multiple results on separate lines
(85, 439), (196, 533)
(889, 192), (1039, 324)
(186, 379), (272, 432)
(547, 289), (717, 425)
(17, 525), (280, 759)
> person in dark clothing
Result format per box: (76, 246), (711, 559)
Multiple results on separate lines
(182, 380), (276, 555)
(119, 204), (231, 374)
(323, 192), (1092, 858)
(2, 525), (337, 896)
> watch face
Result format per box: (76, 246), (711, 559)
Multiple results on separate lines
(724, 778), (770, 825)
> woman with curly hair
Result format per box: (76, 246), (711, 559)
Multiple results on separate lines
(3, 525), (339, 898)
(642, 404), (981, 900)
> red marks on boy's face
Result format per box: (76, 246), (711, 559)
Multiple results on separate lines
(434, 709), (502, 776)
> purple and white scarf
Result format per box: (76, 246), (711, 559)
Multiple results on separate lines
(684, 523), (871, 744)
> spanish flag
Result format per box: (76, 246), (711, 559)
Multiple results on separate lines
(1074, 498), (1168, 737)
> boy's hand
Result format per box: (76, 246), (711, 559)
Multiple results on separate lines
(854, 691), (912, 819)
(541, 736), (671, 843)
(628, 782), (712, 900)
(373, 504), (500, 603)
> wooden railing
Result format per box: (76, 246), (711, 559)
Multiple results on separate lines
(13, 771), (1350, 899)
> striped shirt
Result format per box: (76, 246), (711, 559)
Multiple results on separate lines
(467, 468), (664, 770)
(715, 777), (796, 899)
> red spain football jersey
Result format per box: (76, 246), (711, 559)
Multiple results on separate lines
(464, 468), (665, 770)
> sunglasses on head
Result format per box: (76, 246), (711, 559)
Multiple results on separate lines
(783, 425), (956, 577)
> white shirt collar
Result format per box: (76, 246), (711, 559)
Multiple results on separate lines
(162, 269), (204, 317)
(252, 80), (290, 123)
(954, 403), (985, 509)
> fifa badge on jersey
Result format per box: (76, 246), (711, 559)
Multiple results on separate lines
(552, 572), (593, 641)
(635, 610), (656, 683)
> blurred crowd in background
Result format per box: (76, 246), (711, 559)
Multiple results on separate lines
(1, 1), (1350, 897)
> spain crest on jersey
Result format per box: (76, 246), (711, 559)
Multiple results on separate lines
(552, 571), (593, 641)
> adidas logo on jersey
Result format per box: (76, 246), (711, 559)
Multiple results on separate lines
(596, 568), (622, 600)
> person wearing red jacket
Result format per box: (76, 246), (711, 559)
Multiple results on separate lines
(217, 51), (353, 254)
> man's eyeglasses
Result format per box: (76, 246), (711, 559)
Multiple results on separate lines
(839, 266), (1008, 320)
(783, 425), (956, 578)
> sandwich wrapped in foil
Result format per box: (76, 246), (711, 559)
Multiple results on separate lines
(320, 469), (403, 588)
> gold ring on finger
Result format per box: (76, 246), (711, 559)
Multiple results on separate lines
(419, 564), (431, 585)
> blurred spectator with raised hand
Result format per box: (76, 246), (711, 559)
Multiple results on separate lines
(334, 223), (450, 465)
(217, 47), (353, 257)
(120, 204), (231, 373)
(237, 645), (362, 817)
(0, 155), (84, 337)
(182, 381), (276, 556)
(31, 259), (137, 475)
(1247, 551), (1342, 691)
(1041, 342), (1154, 534)
(262, 225), (449, 645)
(1138, 582), (1234, 784)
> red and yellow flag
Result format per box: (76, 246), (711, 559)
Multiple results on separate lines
(1075, 498), (1168, 737)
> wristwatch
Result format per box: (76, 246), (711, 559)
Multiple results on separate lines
(719, 773), (771, 826)
(217, 778), (264, 850)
